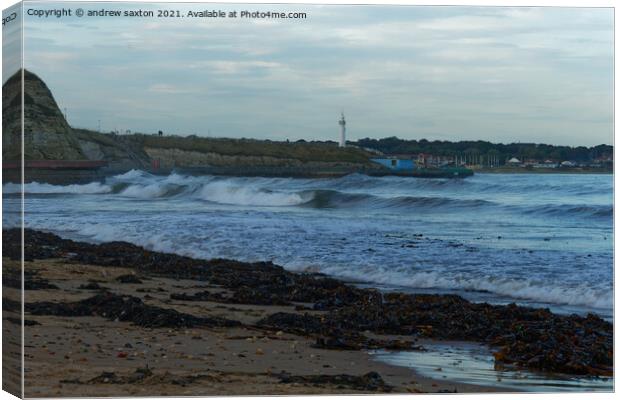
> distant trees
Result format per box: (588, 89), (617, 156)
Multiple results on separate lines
(355, 137), (612, 164)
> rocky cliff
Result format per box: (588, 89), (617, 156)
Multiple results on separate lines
(2, 69), (151, 168)
(2, 70), (85, 160)
(3, 70), (378, 178)
(73, 129), (151, 170)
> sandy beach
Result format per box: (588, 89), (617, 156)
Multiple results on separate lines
(2, 229), (612, 397)
(4, 260), (495, 396)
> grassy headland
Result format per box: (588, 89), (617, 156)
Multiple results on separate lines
(133, 134), (373, 164)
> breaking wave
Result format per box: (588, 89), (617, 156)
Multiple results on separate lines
(302, 190), (494, 211)
(112, 169), (152, 180)
(117, 183), (186, 199)
(3, 171), (612, 220)
(7, 165), (611, 317)
(286, 264), (612, 310)
(521, 204), (613, 219)
(197, 181), (310, 207)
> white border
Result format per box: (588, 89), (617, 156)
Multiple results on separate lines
(0, 1), (616, 400)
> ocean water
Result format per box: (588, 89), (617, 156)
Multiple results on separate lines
(2, 171), (613, 319)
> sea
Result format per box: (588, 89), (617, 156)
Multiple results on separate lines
(2, 170), (614, 319)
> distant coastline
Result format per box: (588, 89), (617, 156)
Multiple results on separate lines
(2, 70), (613, 186)
(476, 167), (613, 174)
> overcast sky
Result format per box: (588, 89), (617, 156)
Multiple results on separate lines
(8, 3), (614, 146)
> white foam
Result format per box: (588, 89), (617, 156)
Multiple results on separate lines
(161, 172), (200, 185)
(3, 181), (112, 194)
(111, 169), (152, 181)
(285, 264), (612, 310)
(197, 180), (308, 206)
(119, 183), (172, 198)
(65, 223), (207, 260)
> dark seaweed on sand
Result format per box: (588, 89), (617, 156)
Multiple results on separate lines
(7, 228), (613, 376)
(26, 293), (239, 329)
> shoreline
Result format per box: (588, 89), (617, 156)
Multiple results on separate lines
(476, 168), (612, 174)
(2, 229), (613, 396)
(3, 166), (612, 186)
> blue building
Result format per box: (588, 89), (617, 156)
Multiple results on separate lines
(371, 158), (416, 171)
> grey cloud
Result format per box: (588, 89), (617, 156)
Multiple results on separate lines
(18, 4), (613, 146)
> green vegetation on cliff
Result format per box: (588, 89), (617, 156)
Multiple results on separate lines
(131, 134), (373, 164)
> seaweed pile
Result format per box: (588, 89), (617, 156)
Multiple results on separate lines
(171, 288), (292, 306)
(3, 266), (58, 290)
(277, 371), (392, 392)
(61, 367), (392, 392)
(26, 293), (239, 329)
(5, 228), (613, 376)
(61, 367), (218, 387)
(115, 274), (143, 284)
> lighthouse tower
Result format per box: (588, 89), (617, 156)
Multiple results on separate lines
(338, 112), (346, 148)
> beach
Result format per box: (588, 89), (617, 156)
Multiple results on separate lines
(4, 234), (492, 396)
(2, 228), (613, 396)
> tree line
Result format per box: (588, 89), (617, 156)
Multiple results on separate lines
(354, 137), (613, 163)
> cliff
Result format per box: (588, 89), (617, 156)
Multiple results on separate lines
(2, 70), (85, 160)
(2, 70), (152, 169)
(3, 70), (380, 178)
(73, 129), (151, 170)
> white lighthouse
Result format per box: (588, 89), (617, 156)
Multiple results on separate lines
(338, 112), (346, 148)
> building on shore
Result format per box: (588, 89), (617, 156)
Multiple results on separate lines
(371, 157), (415, 171)
(560, 160), (577, 168)
(417, 153), (454, 168)
(532, 160), (559, 169)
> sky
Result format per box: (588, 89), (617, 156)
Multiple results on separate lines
(2, 3), (22, 83)
(5, 2), (615, 146)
